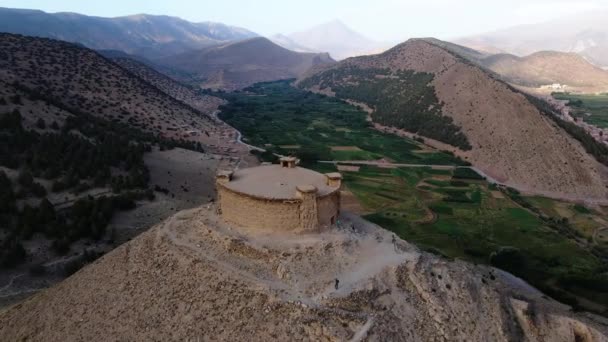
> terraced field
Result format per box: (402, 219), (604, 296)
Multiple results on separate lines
(553, 92), (608, 128)
(314, 163), (608, 316)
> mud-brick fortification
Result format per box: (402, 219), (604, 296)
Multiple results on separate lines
(216, 157), (342, 232)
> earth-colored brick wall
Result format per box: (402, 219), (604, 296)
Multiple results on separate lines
(218, 185), (302, 231)
(297, 191), (318, 231)
(317, 192), (340, 227)
(217, 182), (340, 232)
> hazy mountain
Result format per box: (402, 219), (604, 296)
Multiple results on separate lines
(455, 10), (608, 67)
(269, 33), (317, 53)
(298, 38), (608, 200)
(281, 20), (389, 60)
(158, 37), (335, 90)
(109, 56), (225, 115)
(0, 7), (258, 59)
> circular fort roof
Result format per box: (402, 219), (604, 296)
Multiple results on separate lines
(222, 164), (337, 200)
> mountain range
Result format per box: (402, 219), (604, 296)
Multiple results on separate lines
(0, 7), (258, 59)
(272, 20), (390, 60)
(455, 10), (608, 68)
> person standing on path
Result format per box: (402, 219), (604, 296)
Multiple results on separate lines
(334, 278), (339, 290)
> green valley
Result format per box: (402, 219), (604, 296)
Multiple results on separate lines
(217, 80), (608, 316)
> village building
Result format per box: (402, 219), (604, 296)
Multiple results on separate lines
(216, 157), (342, 232)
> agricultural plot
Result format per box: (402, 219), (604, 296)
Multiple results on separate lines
(339, 164), (608, 315)
(216, 80), (465, 166)
(553, 92), (608, 128)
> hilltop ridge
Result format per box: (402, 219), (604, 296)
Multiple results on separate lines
(0, 7), (258, 58)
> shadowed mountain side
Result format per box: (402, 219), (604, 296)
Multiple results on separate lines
(109, 56), (225, 115)
(158, 37), (335, 90)
(0, 33), (218, 139)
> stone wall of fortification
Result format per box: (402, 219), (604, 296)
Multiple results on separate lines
(297, 191), (318, 231)
(317, 192), (340, 227)
(218, 186), (301, 231)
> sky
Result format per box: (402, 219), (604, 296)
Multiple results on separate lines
(0, 0), (606, 42)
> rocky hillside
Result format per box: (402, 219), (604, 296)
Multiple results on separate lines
(0, 7), (257, 59)
(109, 56), (225, 114)
(0, 33), (219, 139)
(158, 37), (335, 90)
(480, 51), (608, 92)
(297, 39), (608, 201)
(1, 207), (606, 341)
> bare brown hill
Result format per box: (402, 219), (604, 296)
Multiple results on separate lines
(1, 208), (607, 341)
(480, 51), (608, 92)
(158, 37), (335, 90)
(297, 39), (608, 201)
(424, 38), (608, 93)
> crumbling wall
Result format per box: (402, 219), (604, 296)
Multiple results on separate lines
(218, 186), (301, 231)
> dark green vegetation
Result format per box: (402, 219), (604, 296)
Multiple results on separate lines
(297, 67), (472, 150)
(336, 164), (608, 315)
(216, 80), (465, 166)
(1, 180), (153, 268)
(1, 110), (150, 193)
(0, 97), (203, 269)
(553, 92), (608, 128)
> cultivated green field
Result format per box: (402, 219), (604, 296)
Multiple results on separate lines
(553, 92), (608, 128)
(332, 164), (608, 315)
(218, 81), (608, 316)
(217, 80), (466, 166)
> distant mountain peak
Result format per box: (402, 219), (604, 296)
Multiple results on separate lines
(274, 20), (388, 60)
